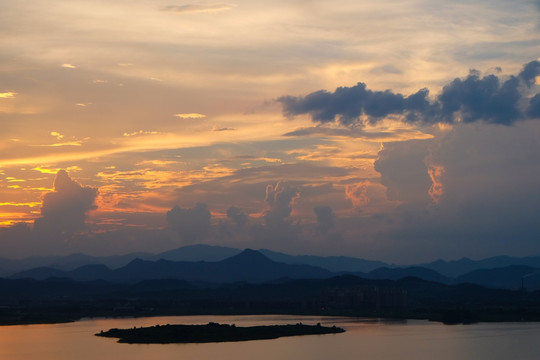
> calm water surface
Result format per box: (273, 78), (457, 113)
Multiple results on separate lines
(1, 315), (539, 360)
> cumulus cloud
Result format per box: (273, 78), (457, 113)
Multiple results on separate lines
(518, 60), (540, 88)
(166, 202), (212, 242)
(374, 141), (433, 204)
(278, 60), (540, 127)
(528, 94), (540, 118)
(33, 170), (98, 235)
(264, 181), (300, 222)
(279, 83), (431, 126)
(313, 206), (334, 234)
(226, 206), (248, 229)
(362, 120), (540, 262)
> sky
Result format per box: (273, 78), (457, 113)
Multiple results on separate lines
(1, 0), (540, 263)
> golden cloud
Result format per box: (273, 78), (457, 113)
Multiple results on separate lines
(0, 91), (16, 99)
(174, 113), (206, 119)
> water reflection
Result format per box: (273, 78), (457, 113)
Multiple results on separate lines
(0, 315), (539, 360)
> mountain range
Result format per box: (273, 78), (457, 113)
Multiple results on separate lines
(6, 245), (540, 290)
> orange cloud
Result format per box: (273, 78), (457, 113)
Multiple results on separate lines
(428, 164), (445, 205)
(345, 180), (398, 214)
(345, 181), (371, 208)
(174, 113), (206, 119)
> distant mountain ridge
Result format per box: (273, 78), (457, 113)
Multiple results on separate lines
(5, 244), (540, 290)
(11, 249), (333, 284)
(418, 256), (540, 277)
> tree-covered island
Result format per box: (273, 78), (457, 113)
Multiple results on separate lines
(96, 322), (345, 344)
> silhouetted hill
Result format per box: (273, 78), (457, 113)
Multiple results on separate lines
(420, 256), (540, 278)
(128, 279), (195, 293)
(365, 267), (449, 283)
(69, 264), (113, 281)
(259, 249), (388, 273)
(455, 265), (540, 290)
(10, 266), (67, 280)
(155, 244), (241, 262)
(5, 245), (540, 291)
(10, 250), (332, 284)
(210, 249), (332, 283)
(0, 252), (153, 276)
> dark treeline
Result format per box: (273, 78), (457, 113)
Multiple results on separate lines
(1, 274), (540, 326)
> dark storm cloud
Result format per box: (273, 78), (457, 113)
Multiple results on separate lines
(33, 170), (98, 235)
(166, 202), (211, 242)
(279, 60), (540, 127)
(527, 93), (540, 118)
(278, 83), (431, 126)
(518, 59), (540, 87)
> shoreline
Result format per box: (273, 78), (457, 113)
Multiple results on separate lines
(2, 309), (540, 327)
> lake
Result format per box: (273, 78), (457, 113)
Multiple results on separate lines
(1, 315), (539, 360)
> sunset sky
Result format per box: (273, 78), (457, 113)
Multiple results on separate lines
(1, 0), (539, 263)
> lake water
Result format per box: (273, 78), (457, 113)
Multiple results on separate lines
(1, 315), (539, 360)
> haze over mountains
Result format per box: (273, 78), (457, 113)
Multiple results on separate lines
(4, 245), (540, 291)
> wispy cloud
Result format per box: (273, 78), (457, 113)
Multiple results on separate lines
(163, 3), (237, 14)
(50, 131), (64, 140)
(61, 63), (76, 69)
(174, 113), (206, 119)
(0, 91), (16, 98)
(123, 130), (160, 137)
(40, 141), (84, 147)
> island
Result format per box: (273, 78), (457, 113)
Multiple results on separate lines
(95, 322), (345, 344)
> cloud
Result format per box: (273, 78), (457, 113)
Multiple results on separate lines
(33, 170), (98, 235)
(265, 181), (300, 221)
(163, 3), (237, 14)
(50, 131), (64, 140)
(427, 163), (444, 205)
(0, 91), (16, 99)
(361, 120), (540, 262)
(313, 206), (334, 234)
(278, 83), (431, 126)
(255, 182), (302, 245)
(61, 63), (76, 69)
(518, 59), (540, 88)
(166, 202), (212, 242)
(283, 125), (433, 141)
(174, 113), (206, 119)
(437, 70), (522, 125)
(226, 206), (248, 229)
(345, 182), (371, 208)
(527, 94), (540, 118)
(374, 140), (432, 204)
(123, 130), (160, 137)
(278, 60), (540, 127)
